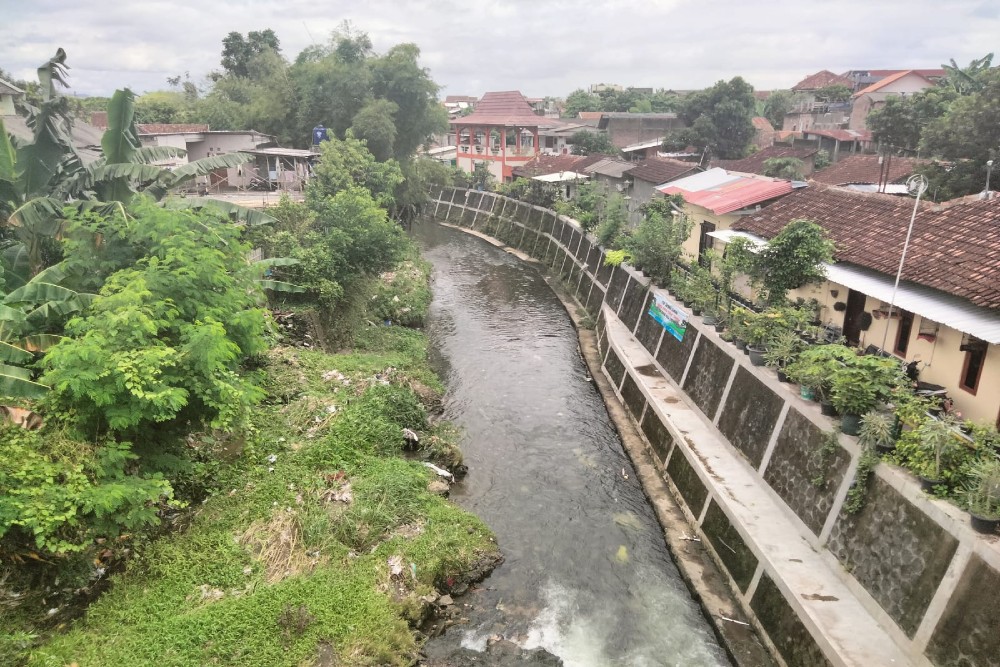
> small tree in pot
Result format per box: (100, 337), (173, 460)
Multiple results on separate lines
(966, 456), (1000, 533)
(829, 353), (902, 435)
(764, 329), (802, 381)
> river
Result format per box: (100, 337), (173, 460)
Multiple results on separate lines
(416, 222), (729, 667)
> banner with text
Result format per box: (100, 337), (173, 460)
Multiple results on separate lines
(648, 293), (688, 342)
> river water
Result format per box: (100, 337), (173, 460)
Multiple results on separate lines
(415, 222), (729, 667)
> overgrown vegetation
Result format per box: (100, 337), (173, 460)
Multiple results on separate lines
(1, 46), (497, 667)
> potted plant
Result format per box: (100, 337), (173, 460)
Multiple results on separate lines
(764, 329), (802, 382)
(829, 352), (902, 436)
(786, 344), (854, 409)
(913, 418), (963, 492)
(858, 411), (897, 455)
(966, 456), (1000, 534)
(729, 307), (750, 351)
(690, 264), (715, 318)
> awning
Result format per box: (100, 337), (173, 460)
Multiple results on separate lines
(824, 263), (1000, 344)
(707, 229), (766, 250)
(533, 172), (590, 183)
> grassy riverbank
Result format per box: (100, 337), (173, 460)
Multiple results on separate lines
(13, 262), (499, 667)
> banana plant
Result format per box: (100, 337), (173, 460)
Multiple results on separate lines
(1, 50), (276, 277)
(251, 256), (305, 294)
(0, 262), (94, 399)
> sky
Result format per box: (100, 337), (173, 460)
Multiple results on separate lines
(1, 0), (998, 99)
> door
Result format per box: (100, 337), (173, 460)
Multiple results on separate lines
(842, 289), (867, 346)
(698, 222), (716, 267)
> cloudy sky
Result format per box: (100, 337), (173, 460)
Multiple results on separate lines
(2, 0), (998, 98)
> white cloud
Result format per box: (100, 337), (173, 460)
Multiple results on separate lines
(0, 0), (996, 97)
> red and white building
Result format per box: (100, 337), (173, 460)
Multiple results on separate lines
(451, 90), (564, 182)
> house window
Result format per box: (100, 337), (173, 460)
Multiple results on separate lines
(894, 310), (914, 356)
(959, 336), (988, 394)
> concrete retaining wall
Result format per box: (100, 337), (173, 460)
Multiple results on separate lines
(426, 187), (1000, 667)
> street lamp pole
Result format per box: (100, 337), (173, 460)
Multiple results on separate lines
(880, 174), (929, 353)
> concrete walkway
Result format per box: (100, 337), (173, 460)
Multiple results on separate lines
(603, 306), (915, 667)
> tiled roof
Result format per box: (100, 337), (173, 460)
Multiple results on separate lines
(578, 111), (604, 120)
(451, 91), (558, 127)
(444, 95), (478, 104)
(864, 69), (946, 78)
(734, 185), (1000, 309)
(662, 175), (794, 215)
(792, 70), (853, 91)
(752, 116), (775, 132)
(138, 123), (210, 134)
(582, 157), (635, 179)
(712, 145), (818, 175)
(853, 70), (934, 96)
(511, 153), (607, 178)
(811, 154), (924, 186)
(623, 157), (699, 185)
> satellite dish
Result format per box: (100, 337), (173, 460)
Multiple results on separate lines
(906, 174), (928, 196)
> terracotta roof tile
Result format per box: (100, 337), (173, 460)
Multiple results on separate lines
(712, 145), (818, 176)
(511, 153), (608, 178)
(623, 157), (699, 185)
(734, 185), (1000, 309)
(792, 70), (853, 91)
(853, 70), (934, 96)
(451, 90), (560, 127)
(752, 117), (775, 132)
(811, 154), (925, 186)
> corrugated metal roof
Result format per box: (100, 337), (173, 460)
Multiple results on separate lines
(621, 137), (666, 152)
(583, 158), (634, 178)
(657, 167), (740, 192)
(825, 263), (1000, 344)
(659, 168), (793, 215)
(533, 171), (589, 183)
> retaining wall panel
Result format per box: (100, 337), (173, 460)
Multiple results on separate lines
(640, 409), (674, 464)
(655, 326), (698, 382)
(717, 367), (785, 469)
(620, 373), (646, 420)
(763, 408), (851, 535)
(605, 268), (630, 313)
(682, 338), (736, 419)
(701, 499), (759, 592)
(926, 553), (1000, 667)
(603, 347), (627, 388)
(827, 477), (959, 637)
(634, 305), (665, 357)
(751, 572), (834, 667)
(585, 281), (605, 317)
(666, 448), (709, 517)
(618, 280), (650, 333)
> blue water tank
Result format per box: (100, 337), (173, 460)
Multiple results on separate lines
(312, 125), (329, 145)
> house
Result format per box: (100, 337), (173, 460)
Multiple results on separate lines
(784, 70), (855, 133)
(443, 95), (478, 120)
(510, 153), (604, 199)
(657, 168), (794, 260)
(712, 144), (819, 178)
(843, 69), (946, 93)
(733, 185), (1000, 425)
(0, 78), (23, 116)
(539, 122), (602, 156)
(239, 147), (321, 192)
(849, 70), (941, 131)
(134, 124), (276, 191)
(596, 112), (685, 150)
(811, 154), (924, 193)
(582, 156), (636, 195)
(451, 90), (565, 182)
(801, 128), (873, 162)
(623, 157), (701, 223)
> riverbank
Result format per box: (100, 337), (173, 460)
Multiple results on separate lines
(14, 263), (502, 667)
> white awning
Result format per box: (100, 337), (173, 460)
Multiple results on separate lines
(824, 263), (1000, 344)
(533, 172), (590, 183)
(707, 229), (766, 253)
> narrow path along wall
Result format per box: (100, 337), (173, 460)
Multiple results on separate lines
(426, 186), (1000, 667)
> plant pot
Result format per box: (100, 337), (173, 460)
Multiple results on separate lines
(919, 475), (945, 493)
(875, 442), (895, 456)
(776, 369), (789, 383)
(748, 346), (767, 366)
(692, 307), (703, 316)
(714, 322), (727, 333)
(734, 339), (747, 351)
(703, 314), (719, 326)
(840, 413), (862, 436)
(799, 385), (815, 401)
(820, 400), (838, 417)
(969, 513), (1000, 534)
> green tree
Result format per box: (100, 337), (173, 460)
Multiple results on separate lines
(570, 130), (619, 156)
(867, 96), (922, 151)
(762, 157), (804, 180)
(761, 90), (794, 129)
(351, 99), (398, 162)
(749, 219), (834, 304)
(562, 89), (602, 118)
(221, 29), (281, 78)
(42, 200), (268, 435)
(941, 53), (994, 95)
(814, 84), (852, 102)
(668, 77), (756, 159)
(308, 133), (404, 210)
(624, 195), (691, 285)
